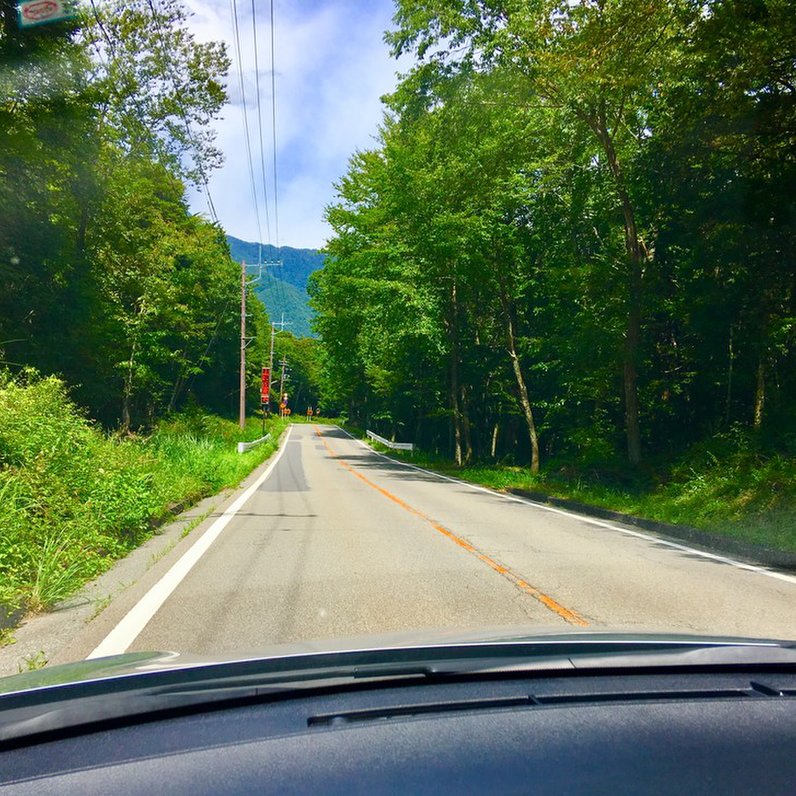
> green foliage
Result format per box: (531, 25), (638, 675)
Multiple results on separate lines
(273, 332), (322, 412)
(0, 0), (264, 429)
(254, 274), (315, 339)
(314, 0), (796, 489)
(227, 236), (325, 289)
(82, 0), (230, 181)
(0, 370), (287, 616)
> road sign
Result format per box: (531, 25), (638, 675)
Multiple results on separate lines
(260, 367), (271, 404)
(18, 0), (77, 28)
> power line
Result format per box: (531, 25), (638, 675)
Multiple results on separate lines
(249, 0), (288, 321)
(269, 0), (280, 252)
(250, 0), (271, 247)
(87, 0), (114, 58)
(229, 0), (285, 330)
(184, 294), (234, 398)
(226, 0), (285, 327)
(248, 0), (286, 323)
(229, 0), (264, 247)
(258, 0), (287, 329)
(83, 1), (110, 69)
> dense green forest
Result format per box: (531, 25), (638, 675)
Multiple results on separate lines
(0, 0), (272, 428)
(254, 273), (315, 339)
(312, 0), (796, 474)
(226, 237), (325, 292)
(227, 236), (325, 338)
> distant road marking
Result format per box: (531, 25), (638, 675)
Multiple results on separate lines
(316, 428), (587, 627)
(87, 426), (294, 660)
(337, 427), (796, 588)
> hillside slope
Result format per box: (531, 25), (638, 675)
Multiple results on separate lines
(226, 236), (324, 338)
(253, 274), (315, 338)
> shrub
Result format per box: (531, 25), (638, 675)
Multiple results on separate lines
(0, 370), (286, 618)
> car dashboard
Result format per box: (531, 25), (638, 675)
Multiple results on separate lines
(1, 665), (795, 794)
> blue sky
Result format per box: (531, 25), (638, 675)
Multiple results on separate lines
(184, 0), (405, 250)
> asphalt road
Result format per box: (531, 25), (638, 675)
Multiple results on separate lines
(82, 424), (796, 658)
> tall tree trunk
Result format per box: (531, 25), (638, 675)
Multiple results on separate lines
(122, 324), (143, 432)
(590, 110), (644, 465)
(725, 325), (734, 426)
(121, 393), (131, 432)
(450, 356), (463, 466)
(121, 338), (137, 432)
(491, 421), (500, 459)
(461, 385), (473, 464)
(414, 410), (423, 447)
(447, 278), (464, 466)
(753, 361), (765, 430)
(168, 369), (185, 414)
(752, 297), (775, 431)
(121, 302), (147, 431)
(508, 339), (540, 474)
(623, 260), (643, 465)
(499, 286), (540, 473)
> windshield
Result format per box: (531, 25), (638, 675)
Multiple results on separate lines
(1, 0), (795, 679)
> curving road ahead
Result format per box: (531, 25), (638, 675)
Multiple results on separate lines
(67, 424), (796, 660)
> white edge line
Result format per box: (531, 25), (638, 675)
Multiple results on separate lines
(336, 426), (796, 587)
(87, 426), (294, 660)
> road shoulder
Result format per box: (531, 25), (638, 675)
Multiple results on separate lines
(0, 429), (291, 677)
(352, 431), (796, 577)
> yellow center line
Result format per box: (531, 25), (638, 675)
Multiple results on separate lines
(315, 428), (588, 627)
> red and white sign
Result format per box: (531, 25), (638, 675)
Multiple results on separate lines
(260, 367), (271, 404)
(18, 0), (76, 27)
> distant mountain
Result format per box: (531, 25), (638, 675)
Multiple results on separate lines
(254, 274), (315, 339)
(226, 236), (324, 338)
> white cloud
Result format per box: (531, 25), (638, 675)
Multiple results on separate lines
(184, 0), (406, 250)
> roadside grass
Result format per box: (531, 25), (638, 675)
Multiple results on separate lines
(356, 427), (796, 555)
(89, 595), (112, 621)
(0, 370), (288, 625)
(180, 506), (215, 539)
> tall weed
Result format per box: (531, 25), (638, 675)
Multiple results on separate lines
(0, 370), (287, 619)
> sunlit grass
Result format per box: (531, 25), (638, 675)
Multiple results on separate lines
(364, 432), (796, 554)
(0, 372), (288, 619)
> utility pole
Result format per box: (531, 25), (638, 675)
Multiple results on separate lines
(267, 313), (290, 416)
(278, 356), (288, 416)
(254, 242), (283, 418)
(266, 321), (275, 417)
(239, 255), (270, 428)
(239, 259), (247, 429)
(269, 319), (276, 375)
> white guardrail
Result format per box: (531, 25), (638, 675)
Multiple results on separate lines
(366, 430), (414, 452)
(237, 433), (271, 454)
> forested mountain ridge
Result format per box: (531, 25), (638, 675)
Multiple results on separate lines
(254, 274), (315, 339)
(226, 235), (324, 337)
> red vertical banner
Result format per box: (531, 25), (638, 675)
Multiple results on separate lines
(261, 367), (271, 404)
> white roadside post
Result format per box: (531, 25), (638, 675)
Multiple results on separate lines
(366, 430), (414, 453)
(237, 434), (271, 454)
